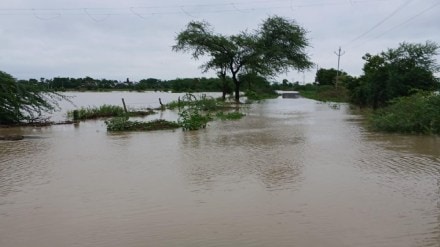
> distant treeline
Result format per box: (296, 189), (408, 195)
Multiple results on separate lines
(20, 77), (231, 92)
(20, 75), (292, 94)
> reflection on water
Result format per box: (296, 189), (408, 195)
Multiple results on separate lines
(1, 93), (440, 247)
(180, 115), (305, 192)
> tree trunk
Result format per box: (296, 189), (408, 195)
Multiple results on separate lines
(220, 73), (227, 101)
(232, 73), (240, 103)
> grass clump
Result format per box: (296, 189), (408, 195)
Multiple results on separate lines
(68, 105), (155, 120)
(68, 105), (124, 120)
(369, 92), (440, 134)
(105, 117), (180, 132)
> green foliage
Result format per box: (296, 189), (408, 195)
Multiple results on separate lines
(0, 70), (69, 124)
(173, 93), (243, 130)
(67, 105), (155, 120)
(347, 41), (440, 109)
(166, 93), (229, 111)
(173, 16), (313, 102)
(271, 79), (297, 91)
(178, 108), (212, 131)
(240, 73), (278, 100)
(369, 92), (440, 134)
(244, 90), (278, 101)
(105, 117), (179, 132)
(298, 85), (349, 102)
(176, 93), (214, 130)
(315, 68), (348, 86)
(215, 111), (245, 120)
(67, 105), (125, 120)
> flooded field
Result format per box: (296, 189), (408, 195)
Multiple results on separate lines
(1, 92), (439, 247)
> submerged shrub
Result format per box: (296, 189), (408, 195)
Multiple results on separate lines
(169, 93), (246, 131)
(370, 92), (440, 134)
(178, 108), (212, 131)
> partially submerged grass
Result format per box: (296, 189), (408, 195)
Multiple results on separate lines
(104, 93), (246, 132)
(165, 93), (236, 111)
(105, 117), (180, 132)
(68, 105), (155, 120)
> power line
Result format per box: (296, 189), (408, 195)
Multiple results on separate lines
(361, 1), (440, 44)
(348, 1), (440, 49)
(0, 0), (396, 18)
(344, 0), (413, 47)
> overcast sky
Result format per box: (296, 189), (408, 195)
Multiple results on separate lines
(1, 0), (439, 83)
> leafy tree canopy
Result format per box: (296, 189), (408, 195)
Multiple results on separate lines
(173, 16), (313, 102)
(347, 41), (439, 108)
(0, 70), (68, 124)
(315, 68), (348, 86)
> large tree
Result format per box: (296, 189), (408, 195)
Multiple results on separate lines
(0, 71), (68, 124)
(173, 16), (313, 102)
(347, 41), (440, 108)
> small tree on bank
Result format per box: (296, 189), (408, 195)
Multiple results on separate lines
(0, 70), (68, 124)
(173, 16), (313, 102)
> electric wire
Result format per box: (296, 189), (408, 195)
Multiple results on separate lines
(344, 0), (413, 47)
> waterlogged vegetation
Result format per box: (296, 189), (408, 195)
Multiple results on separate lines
(175, 93), (245, 131)
(102, 93), (246, 132)
(105, 117), (180, 132)
(369, 92), (440, 134)
(67, 105), (155, 120)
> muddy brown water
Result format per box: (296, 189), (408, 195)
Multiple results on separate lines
(1, 92), (439, 247)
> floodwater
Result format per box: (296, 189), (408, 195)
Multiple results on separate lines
(1, 92), (439, 247)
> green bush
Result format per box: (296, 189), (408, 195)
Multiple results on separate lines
(245, 90), (278, 101)
(178, 108), (212, 131)
(370, 92), (440, 134)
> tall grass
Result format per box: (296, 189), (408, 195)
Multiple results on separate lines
(67, 105), (125, 120)
(68, 105), (155, 120)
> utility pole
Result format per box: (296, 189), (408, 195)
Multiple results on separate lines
(315, 64), (319, 84)
(334, 46), (345, 88)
